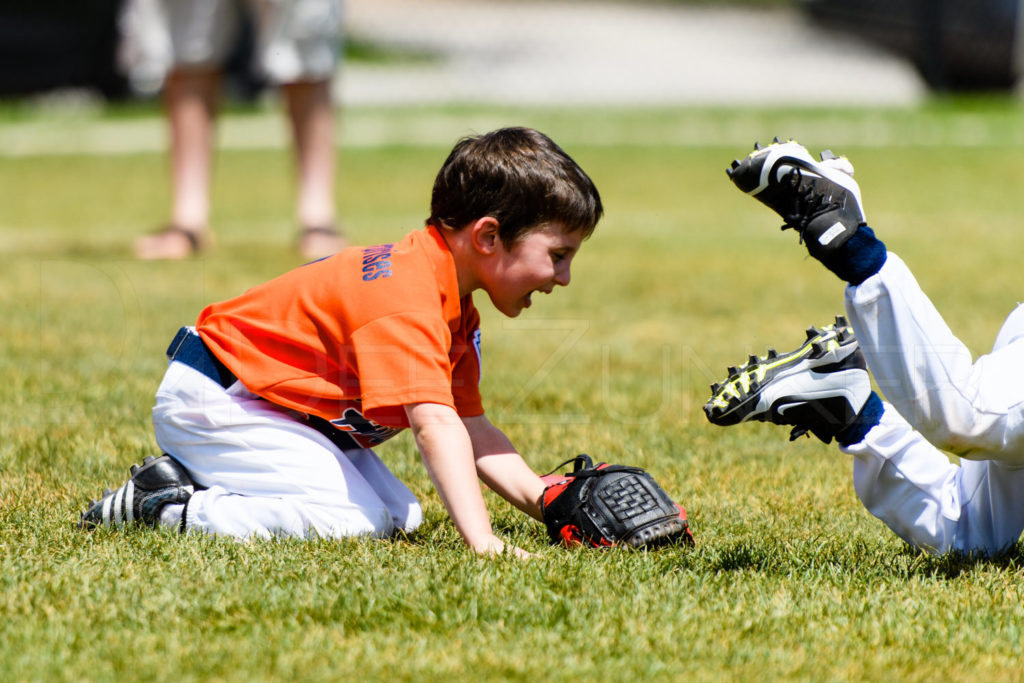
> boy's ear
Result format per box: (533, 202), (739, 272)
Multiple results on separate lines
(470, 217), (502, 255)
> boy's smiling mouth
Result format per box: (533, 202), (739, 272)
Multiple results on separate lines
(525, 287), (553, 308)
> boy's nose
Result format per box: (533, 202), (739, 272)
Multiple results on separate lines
(554, 263), (571, 287)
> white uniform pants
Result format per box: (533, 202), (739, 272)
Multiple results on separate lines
(840, 253), (1024, 554)
(152, 361), (422, 540)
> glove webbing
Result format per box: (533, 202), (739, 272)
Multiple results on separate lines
(542, 453), (643, 480)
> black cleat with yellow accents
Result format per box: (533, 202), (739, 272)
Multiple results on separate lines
(703, 316), (872, 443)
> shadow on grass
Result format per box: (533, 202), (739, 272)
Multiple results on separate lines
(901, 543), (1024, 579)
(704, 537), (1024, 580)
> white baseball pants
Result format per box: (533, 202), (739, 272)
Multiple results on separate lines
(152, 361), (422, 540)
(840, 253), (1024, 554)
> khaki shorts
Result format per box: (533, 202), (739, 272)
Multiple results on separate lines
(164, 0), (343, 83)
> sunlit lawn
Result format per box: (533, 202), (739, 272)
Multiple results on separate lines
(3, 101), (1024, 680)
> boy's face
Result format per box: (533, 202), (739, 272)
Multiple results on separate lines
(482, 223), (582, 318)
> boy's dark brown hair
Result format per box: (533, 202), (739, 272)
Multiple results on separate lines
(427, 127), (603, 247)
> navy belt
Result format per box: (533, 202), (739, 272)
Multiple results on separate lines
(166, 327), (238, 389)
(166, 327), (365, 452)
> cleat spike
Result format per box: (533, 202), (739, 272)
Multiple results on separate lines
(773, 136), (781, 143)
(143, 455), (156, 464)
(731, 159), (740, 169)
(748, 354), (760, 366)
(789, 427), (810, 441)
(806, 327), (819, 340)
(820, 149), (837, 161)
(753, 141), (762, 151)
(102, 488), (113, 496)
(129, 465), (139, 475)
(727, 366), (740, 378)
(711, 382), (722, 393)
(811, 341), (825, 356)
(835, 315), (848, 328)
(766, 348), (779, 359)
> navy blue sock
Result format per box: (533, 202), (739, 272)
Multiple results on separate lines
(836, 391), (884, 446)
(821, 226), (887, 286)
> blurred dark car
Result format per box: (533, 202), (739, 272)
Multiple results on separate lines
(0, 0), (128, 98)
(0, 0), (261, 101)
(803, 0), (1022, 91)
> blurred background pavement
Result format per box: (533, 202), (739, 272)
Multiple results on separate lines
(5, 0), (1023, 108)
(3, 0), (1023, 155)
(340, 0), (927, 106)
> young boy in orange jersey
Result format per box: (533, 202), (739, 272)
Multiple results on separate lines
(80, 128), (602, 557)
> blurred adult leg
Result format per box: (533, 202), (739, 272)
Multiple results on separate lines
(135, 0), (237, 260)
(283, 79), (346, 259)
(135, 68), (221, 259)
(250, 0), (345, 259)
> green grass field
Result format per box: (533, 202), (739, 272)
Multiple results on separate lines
(3, 101), (1024, 681)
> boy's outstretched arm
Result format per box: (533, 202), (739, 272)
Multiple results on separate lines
(405, 402), (534, 558)
(461, 414), (544, 522)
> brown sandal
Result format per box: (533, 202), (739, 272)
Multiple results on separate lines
(133, 226), (208, 260)
(298, 225), (347, 261)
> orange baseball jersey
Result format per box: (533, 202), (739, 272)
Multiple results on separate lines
(196, 225), (483, 448)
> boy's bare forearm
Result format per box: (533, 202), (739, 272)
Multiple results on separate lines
(405, 403), (496, 547)
(462, 415), (545, 521)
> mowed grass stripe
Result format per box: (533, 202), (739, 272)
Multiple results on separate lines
(4, 101), (1024, 157)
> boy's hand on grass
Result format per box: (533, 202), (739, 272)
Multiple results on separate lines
(471, 533), (537, 559)
(407, 403), (537, 559)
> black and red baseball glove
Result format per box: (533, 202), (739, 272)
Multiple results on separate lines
(540, 454), (694, 548)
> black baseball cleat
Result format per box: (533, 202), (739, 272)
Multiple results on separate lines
(79, 454), (195, 530)
(704, 316), (871, 443)
(727, 139), (866, 262)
